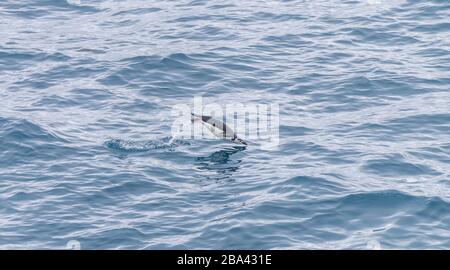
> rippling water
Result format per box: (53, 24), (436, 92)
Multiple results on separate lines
(1, 0), (449, 249)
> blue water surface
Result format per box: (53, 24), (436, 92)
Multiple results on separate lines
(0, 0), (449, 249)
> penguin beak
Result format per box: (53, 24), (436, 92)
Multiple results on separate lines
(235, 138), (247, 145)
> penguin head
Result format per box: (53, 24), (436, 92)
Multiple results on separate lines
(233, 137), (247, 145)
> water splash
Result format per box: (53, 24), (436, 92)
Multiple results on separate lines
(104, 137), (189, 153)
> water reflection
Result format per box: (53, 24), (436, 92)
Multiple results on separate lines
(196, 146), (246, 182)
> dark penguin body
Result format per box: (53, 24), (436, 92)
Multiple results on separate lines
(191, 113), (247, 145)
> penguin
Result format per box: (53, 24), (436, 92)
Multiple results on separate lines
(191, 113), (247, 145)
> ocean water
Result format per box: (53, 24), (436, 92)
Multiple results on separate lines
(0, 0), (449, 250)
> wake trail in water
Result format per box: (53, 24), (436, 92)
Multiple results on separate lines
(104, 137), (189, 153)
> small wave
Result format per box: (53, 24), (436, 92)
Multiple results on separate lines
(363, 157), (439, 177)
(270, 176), (346, 198)
(112, 7), (162, 16)
(159, 56), (193, 70)
(0, 117), (74, 166)
(0, 117), (66, 143)
(0, 50), (70, 70)
(1, 0), (102, 19)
